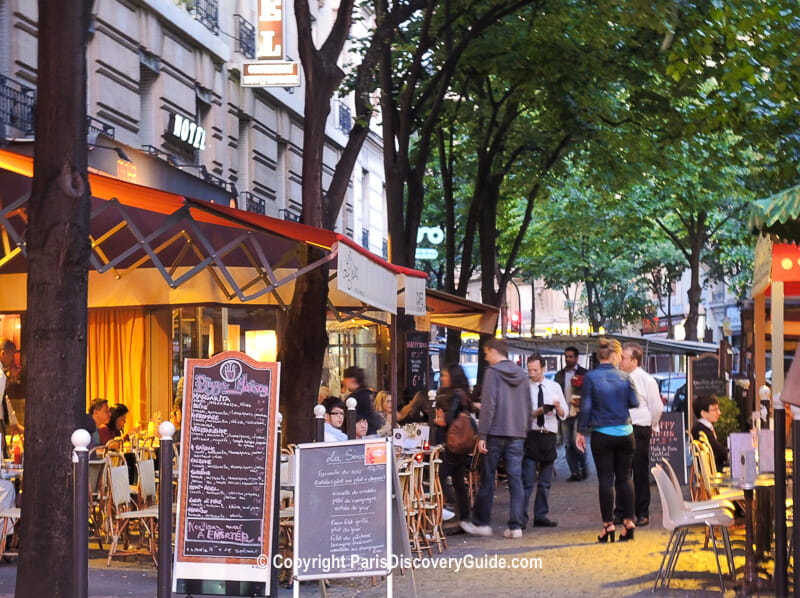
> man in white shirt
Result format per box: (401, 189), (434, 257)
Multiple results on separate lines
(619, 342), (663, 527)
(522, 354), (567, 528)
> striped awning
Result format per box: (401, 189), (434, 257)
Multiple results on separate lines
(749, 184), (800, 241)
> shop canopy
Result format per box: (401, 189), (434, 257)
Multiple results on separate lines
(0, 148), (427, 316)
(425, 289), (499, 335)
(749, 186), (800, 403)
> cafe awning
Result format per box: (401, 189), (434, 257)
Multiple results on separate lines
(0, 148), (427, 314)
(749, 184), (800, 243)
(425, 289), (499, 335)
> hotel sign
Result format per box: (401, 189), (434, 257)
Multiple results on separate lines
(241, 61), (300, 87)
(258, 0), (284, 59)
(166, 113), (206, 151)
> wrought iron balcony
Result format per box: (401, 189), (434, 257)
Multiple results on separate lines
(243, 192), (265, 215)
(337, 100), (352, 133)
(279, 208), (300, 223)
(0, 75), (35, 136)
(188, 0), (219, 35)
(87, 115), (115, 142)
(361, 228), (369, 248)
(234, 14), (256, 59)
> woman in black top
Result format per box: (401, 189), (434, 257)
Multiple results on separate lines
(435, 363), (474, 524)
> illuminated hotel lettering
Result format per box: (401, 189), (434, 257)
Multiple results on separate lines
(258, 0), (283, 59)
(168, 113), (206, 151)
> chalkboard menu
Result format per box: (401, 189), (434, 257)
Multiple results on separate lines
(406, 331), (429, 393)
(294, 439), (392, 581)
(173, 352), (281, 596)
(649, 411), (688, 484)
(690, 353), (726, 398)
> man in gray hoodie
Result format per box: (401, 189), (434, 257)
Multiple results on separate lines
(461, 338), (531, 538)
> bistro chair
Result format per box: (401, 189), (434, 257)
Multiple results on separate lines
(661, 458), (736, 513)
(651, 464), (736, 592)
(419, 446), (446, 553)
(105, 463), (158, 566)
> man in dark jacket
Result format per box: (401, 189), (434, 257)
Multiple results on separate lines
(461, 338), (531, 538)
(555, 346), (589, 481)
(342, 366), (382, 435)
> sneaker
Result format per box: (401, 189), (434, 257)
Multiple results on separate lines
(460, 521), (493, 536)
(503, 528), (523, 538)
(442, 508), (456, 521)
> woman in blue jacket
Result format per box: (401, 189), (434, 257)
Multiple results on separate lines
(576, 338), (638, 543)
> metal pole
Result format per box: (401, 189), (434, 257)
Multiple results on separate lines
(774, 390), (787, 597)
(314, 404), (326, 442)
(346, 397), (357, 439)
(792, 405), (800, 598)
(71, 429), (90, 598)
(271, 412), (283, 598)
(157, 421), (176, 598)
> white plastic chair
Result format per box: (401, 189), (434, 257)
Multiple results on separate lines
(651, 464), (735, 591)
(660, 458), (736, 513)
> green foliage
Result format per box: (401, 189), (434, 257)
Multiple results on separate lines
(715, 395), (742, 445)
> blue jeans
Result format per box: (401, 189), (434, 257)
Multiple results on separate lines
(562, 416), (586, 476)
(522, 456), (555, 525)
(472, 435), (525, 530)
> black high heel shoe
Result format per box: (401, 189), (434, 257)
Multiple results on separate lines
(597, 522), (615, 543)
(619, 521), (635, 542)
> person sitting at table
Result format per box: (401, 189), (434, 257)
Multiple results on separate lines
(397, 391), (430, 425)
(691, 394), (729, 472)
(86, 398), (111, 449)
(322, 396), (348, 442)
(374, 390), (397, 427)
(99, 403), (129, 448)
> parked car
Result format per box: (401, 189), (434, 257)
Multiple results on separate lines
(652, 373), (687, 412)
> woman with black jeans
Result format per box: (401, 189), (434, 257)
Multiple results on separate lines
(575, 339), (639, 542)
(434, 363), (474, 524)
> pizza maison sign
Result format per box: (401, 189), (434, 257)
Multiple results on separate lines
(166, 112), (207, 152)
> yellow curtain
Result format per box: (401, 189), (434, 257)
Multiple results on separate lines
(87, 309), (172, 429)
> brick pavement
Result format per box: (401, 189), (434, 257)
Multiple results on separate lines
(0, 449), (762, 597)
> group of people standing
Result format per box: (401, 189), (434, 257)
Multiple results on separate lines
(458, 337), (663, 543)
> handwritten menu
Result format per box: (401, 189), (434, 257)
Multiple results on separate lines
(405, 331), (429, 393)
(174, 352), (280, 594)
(691, 353), (726, 398)
(649, 412), (687, 484)
(294, 439), (390, 580)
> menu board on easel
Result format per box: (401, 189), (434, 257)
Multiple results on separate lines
(293, 438), (392, 582)
(649, 411), (688, 484)
(406, 331), (429, 393)
(173, 351), (281, 596)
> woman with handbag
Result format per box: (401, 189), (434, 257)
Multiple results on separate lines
(434, 363), (476, 527)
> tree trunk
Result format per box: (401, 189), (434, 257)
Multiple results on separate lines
(683, 215), (707, 342)
(277, 256), (329, 444)
(17, 2), (92, 596)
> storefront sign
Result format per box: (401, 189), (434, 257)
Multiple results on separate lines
(400, 273), (427, 316)
(336, 242), (397, 314)
(166, 112), (206, 151)
(174, 352), (281, 595)
(258, 0), (284, 59)
(241, 61), (300, 87)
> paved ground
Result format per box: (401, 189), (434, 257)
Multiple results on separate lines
(0, 449), (777, 597)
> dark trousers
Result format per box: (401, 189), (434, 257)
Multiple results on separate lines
(591, 431), (635, 522)
(632, 425), (652, 519)
(613, 425), (653, 521)
(562, 416), (587, 476)
(439, 449), (470, 522)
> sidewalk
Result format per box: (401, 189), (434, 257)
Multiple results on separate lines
(0, 450), (764, 597)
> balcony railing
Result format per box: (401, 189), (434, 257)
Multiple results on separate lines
(243, 192), (265, 215)
(0, 75), (35, 136)
(87, 115), (115, 142)
(188, 0), (219, 35)
(279, 209), (300, 222)
(361, 228), (369, 249)
(234, 14), (256, 59)
(337, 100), (352, 133)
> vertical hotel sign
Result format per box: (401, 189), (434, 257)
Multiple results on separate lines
(242, 1), (300, 87)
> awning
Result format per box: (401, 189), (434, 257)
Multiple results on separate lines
(0, 148), (426, 314)
(749, 185), (800, 242)
(507, 334), (717, 357)
(425, 289), (499, 335)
